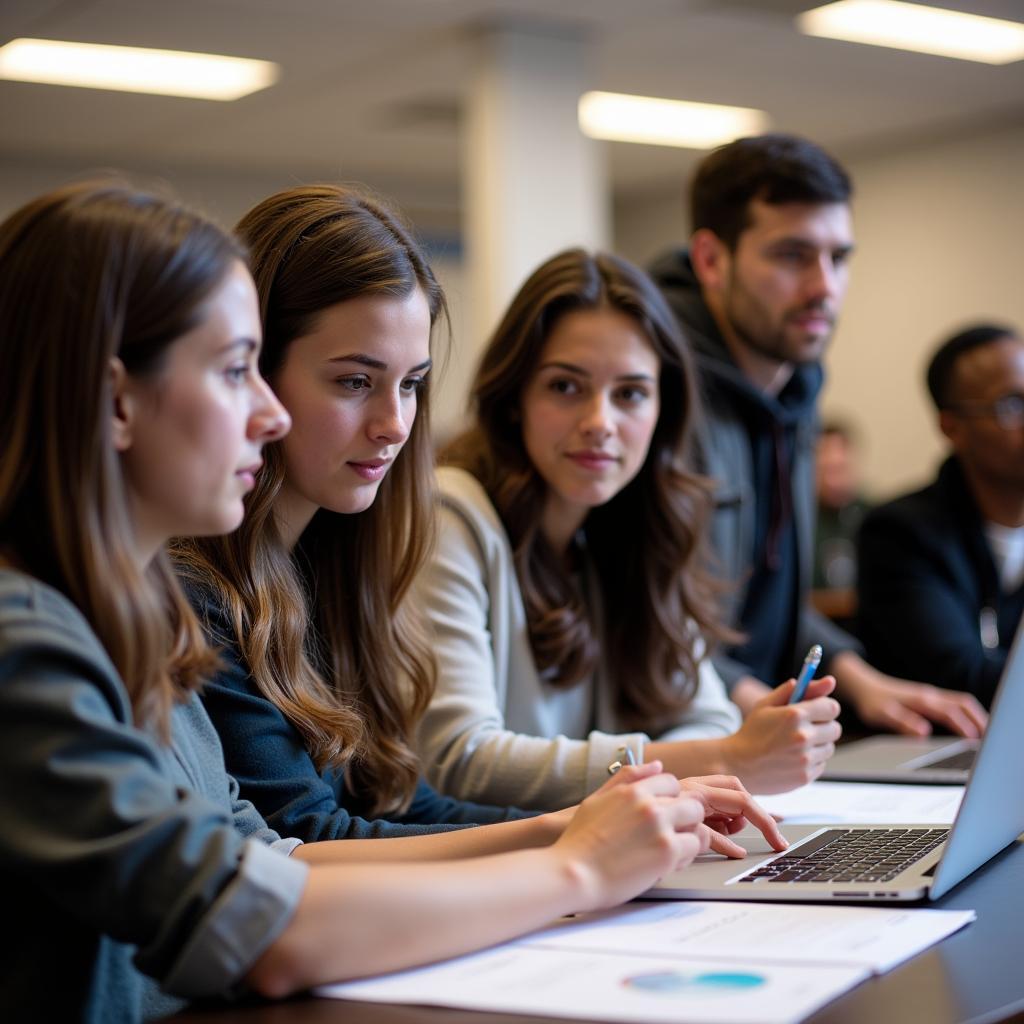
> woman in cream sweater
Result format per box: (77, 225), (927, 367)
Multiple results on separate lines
(415, 248), (842, 810)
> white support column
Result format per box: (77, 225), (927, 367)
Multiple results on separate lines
(461, 23), (609, 362)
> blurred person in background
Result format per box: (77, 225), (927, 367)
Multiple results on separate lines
(859, 323), (1024, 709)
(650, 132), (986, 739)
(812, 420), (871, 629)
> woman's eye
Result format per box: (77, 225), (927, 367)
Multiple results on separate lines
(617, 386), (649, 404)
(225, 364), (250, 384)
(337, 376), (370, 392)
(401, 376), (426, 394)
(548, 378), (579, 396)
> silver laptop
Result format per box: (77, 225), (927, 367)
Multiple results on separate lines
(646, 621), (1024, 904)
(821, 735), (979, 784)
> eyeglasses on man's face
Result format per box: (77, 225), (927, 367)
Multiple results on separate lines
(948, 393), (1024, 430)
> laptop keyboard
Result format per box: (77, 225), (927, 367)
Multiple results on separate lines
(737, 828), (949, 884)
(917, 749), (976, 772)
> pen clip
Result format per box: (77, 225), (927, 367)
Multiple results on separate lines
(607, 745), (637, 776)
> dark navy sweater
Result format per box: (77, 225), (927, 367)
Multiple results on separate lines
(193, 591), (528, 841)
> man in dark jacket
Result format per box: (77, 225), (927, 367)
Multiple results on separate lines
(858, 324), (1024, 709)
(650, 133), (987, 739)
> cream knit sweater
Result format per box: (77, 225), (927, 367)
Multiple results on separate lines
(412, 466), (741, 810)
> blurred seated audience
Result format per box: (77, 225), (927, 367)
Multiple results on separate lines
(858, 323), (1024, 709)
(812, 420), (870, 626)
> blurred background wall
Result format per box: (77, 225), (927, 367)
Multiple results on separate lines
(2, 0), (1022, 496)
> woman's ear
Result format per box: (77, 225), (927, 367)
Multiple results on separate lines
(109, 357), (135, 453)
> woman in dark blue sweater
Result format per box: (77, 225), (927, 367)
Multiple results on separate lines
(176, 184), (547, 844)
(191, 580), (527, 840)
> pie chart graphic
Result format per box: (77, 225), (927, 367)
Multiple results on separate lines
(623, 969), (767, 995)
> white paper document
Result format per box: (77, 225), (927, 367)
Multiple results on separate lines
(529, 900), (976, 974)
(756, 781), (965, 824)
(318, 902), (973, 1024)
(321, 945), (866, 1024)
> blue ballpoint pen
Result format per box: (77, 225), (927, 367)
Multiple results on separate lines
(788, 644), (823, 703)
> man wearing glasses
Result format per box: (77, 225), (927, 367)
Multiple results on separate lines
(858, 324), (1024, 708)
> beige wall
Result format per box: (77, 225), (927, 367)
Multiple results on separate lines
(614, 122), (1024, 501)
(827, 125), (1024, 500)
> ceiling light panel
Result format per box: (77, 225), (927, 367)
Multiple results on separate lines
(798, 1), (1024, 65)
(578, 91), (768, 149)
(0, 38), (280, 100)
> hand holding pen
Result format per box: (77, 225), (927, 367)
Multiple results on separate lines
(718, 645), (842, 794)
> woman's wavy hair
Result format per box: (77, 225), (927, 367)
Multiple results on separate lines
(444, 248), (732, 734)
(0, 180), (234, 734)
(175, 184), (445, 815)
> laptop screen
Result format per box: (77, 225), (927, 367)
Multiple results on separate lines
(929, 617), (1024, 898)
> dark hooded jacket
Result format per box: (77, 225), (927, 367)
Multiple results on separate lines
(649, 249), (860, 689)
(858, 455), (1023, 708)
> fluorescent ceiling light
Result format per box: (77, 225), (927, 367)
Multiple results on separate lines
(578, 91), (768, 149)
(798, 1), (1024, 64)
(0, 38), (279, 100)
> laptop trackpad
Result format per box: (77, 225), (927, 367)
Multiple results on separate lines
(651, 824), (826, 892)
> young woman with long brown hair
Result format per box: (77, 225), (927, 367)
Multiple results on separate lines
(0, 180), (741, 1021)
(174, 185), (783, 855)
(174, 183), (520, 837)
(414, 248), (843, 810)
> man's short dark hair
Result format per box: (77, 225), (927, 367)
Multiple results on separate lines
(926, 323), (1020, 410)
(690, 133), (852, 249)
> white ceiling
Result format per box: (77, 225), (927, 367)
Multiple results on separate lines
(2, 0), (1023, 206)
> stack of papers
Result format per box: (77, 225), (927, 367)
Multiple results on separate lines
(755, 780), (965, 825)
(319, 779), (974, 1022)
(318, 901), (974, 1024)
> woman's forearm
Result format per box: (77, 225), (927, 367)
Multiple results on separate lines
(250, 766), (705, 996)
(249, 846), (584, 996)
(292, 810), (567, 865)
(645, 737), (731, 779)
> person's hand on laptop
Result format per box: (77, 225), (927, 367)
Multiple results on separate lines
(677, 774), (788, 858)
(830, 651), (989, 738)
(553, 760), (706, 909)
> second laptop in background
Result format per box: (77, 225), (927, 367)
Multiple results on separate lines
(822, 735), (978, 784)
